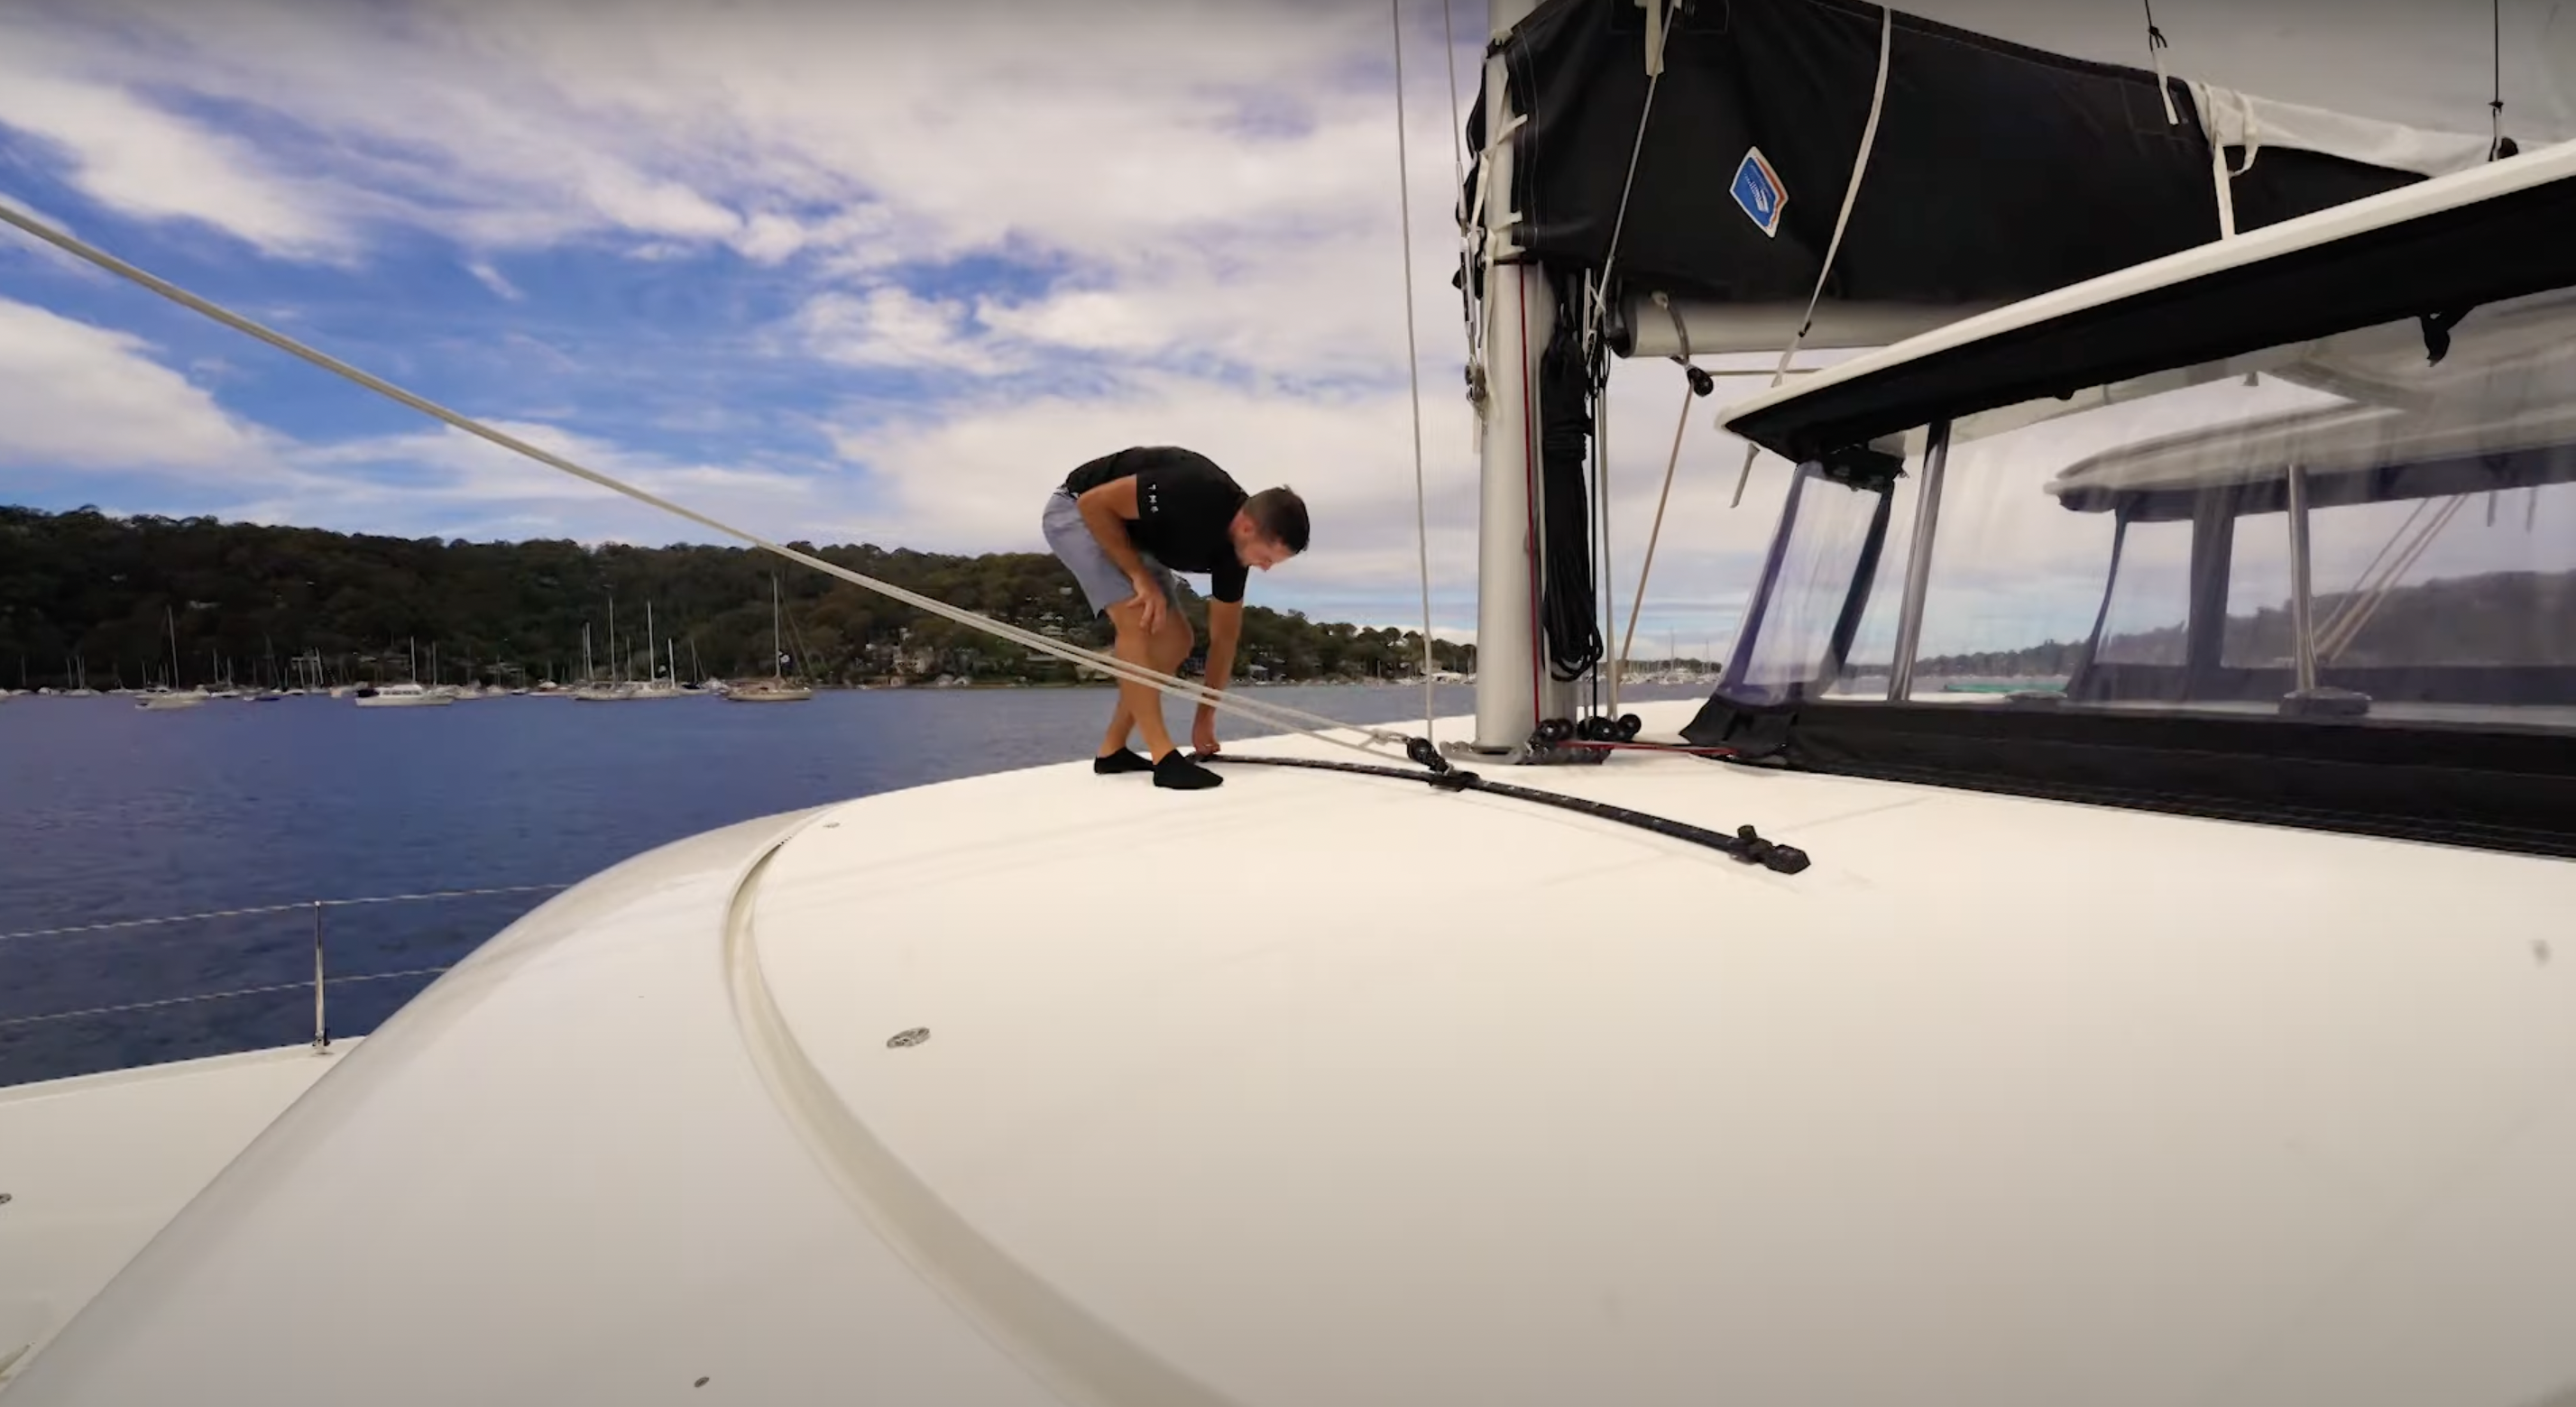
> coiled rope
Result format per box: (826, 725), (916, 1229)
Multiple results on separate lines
(0, 201), (1421, 768)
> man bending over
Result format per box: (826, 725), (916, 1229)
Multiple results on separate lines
(1041, 446), (1309, 790)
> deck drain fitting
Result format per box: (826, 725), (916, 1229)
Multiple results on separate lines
(887, 1027), (930, 1049)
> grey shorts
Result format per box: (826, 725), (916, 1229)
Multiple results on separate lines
(1043, 489), (1179, 617)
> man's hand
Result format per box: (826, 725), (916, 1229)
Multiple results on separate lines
(1127, 574), (1167, 634)
(1191, 704), (1221, 757)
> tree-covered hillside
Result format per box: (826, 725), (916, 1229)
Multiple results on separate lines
(0, 506), (1476, 689)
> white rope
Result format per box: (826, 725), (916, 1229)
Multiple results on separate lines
(1393, 0), (1439, 741)
(0, 200), (1412, 763)
(1729, 4), (1893, 508)
(1615, 369), (1697, 681)
(1462, 109), (1525, 397)
(2189, 81), (2260, 239)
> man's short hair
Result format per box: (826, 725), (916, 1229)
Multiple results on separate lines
(1244, 486), (1310, 554)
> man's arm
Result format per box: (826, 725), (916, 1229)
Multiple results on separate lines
(1191, 599), (1242, 755)
(1075, 478), (1169, 632)
(1074, 478), (1152, 583)
(1202, 599), (1243, 693)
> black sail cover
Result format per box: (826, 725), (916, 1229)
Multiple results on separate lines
(1467, 0), (2438, 323)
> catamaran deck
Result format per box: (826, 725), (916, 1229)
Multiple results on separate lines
(8, 701), (2576, 1404)
(0, 1041), (359, 1384)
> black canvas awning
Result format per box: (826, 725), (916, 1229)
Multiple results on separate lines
(1467, 0), (2484, 336)
(1721, 153), (2576, 464)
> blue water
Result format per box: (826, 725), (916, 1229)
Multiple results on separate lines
(0, 684), (1709, 1084)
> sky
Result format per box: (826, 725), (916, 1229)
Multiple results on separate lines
(2, 0), (2571, 656)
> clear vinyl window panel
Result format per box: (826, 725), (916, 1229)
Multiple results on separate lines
(1719, 467), (1891, 703)
(2226, 482), (2576, 670)
(1732, 284), (2576, 728)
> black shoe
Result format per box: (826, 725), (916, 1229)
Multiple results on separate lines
(1093, 747), (1154, 775)
(1152, 749), (1224, 790)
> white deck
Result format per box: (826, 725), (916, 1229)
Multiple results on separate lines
(8, 704), (2576, 1405)
(0, 1041), (356, 1384)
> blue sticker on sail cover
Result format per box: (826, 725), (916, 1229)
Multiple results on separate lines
(1731, 147), (1787, 238)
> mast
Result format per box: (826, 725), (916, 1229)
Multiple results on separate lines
(771, 575), (785, 683)
(647, 602), (656, 685)
(608, 593), (619, 685)
(1470, 0), (1553, 751)
(165, 605), (180, 689)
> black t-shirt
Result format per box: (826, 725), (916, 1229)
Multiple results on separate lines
(1063, 446), (1251, 603)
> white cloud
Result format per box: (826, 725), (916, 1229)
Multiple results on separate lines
(257, 418), (835, 543)
(0, 46), (352, 261)
(794, 289), (1013, 374)
(0, 297), (280, 475)
(465, 261), (523, 301)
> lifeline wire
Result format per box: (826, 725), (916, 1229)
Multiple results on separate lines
(0, 884), (573, 944)
(0, 966), (449, 1031)
(1393, 0), (1440, 742)
(0, 200), (1412, 766)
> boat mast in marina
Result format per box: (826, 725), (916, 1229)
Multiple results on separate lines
(724, 572), (813, 702)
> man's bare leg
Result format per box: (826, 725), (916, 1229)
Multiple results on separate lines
(1105, 598), (1177, 759)
(1148, 611), (1194, 680)
(1098, 694), (1137, 759)
(1098, 612), (1190, 756)
(1098, 596), (1219, 788)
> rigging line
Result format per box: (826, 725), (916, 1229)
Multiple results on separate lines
(1615, 372), (1697, 684)
(1440, 0), (1467, 201)
(1394, 0), (1439, 743)
(0, 200), (1411, 765)
(2320, 496), (2452, 659)
(1440, 0), (1477, 366)
(2490, 0), (2507, 159)
(1728, 4), (1893, 509)
(1201, 754), (1811, 874)
(1587, 332), (1607, 711)
(2314, 496), (2432, 648)
(2322, 496), (2466, 662)
(2141, 0), (2180, 125)
(0, 232), (1385, 756)
(1584, 4), (1670, 361)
